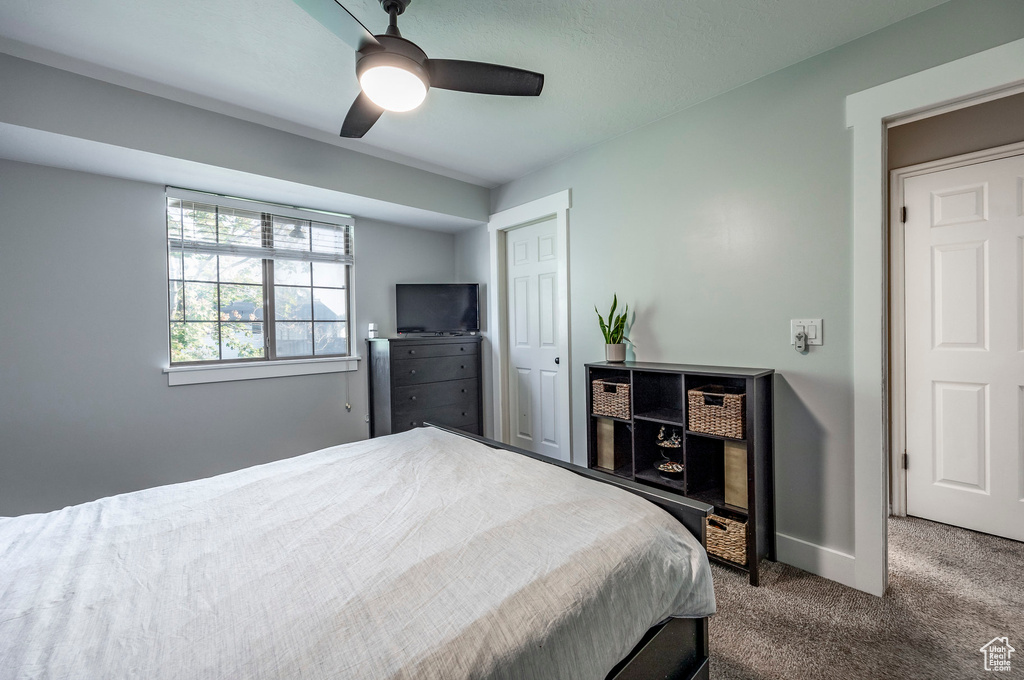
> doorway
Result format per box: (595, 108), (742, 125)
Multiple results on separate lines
(488, 191), (573, 463)
(890, 142), (1024, 542)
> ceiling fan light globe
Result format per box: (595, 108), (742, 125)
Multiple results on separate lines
(359, 65), (427, 112)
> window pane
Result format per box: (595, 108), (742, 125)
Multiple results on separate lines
(167, 200), (183, 240)
(275, 285), (312, 320)
(276, 321), (312, 357)
(183, 252), (218, 281)
(218, 208), (262, 247)
(311, 261), (346, 288)
(220, 284), (263, 322)
(313, 288), (346, 320)
(314, 322), (347, 355)
(170, 322), (219, 362)
(184, 282), (218, 321)
(273, 217), (309, 251)
(312, 223), (347, 255)
(168, 248), (183, 280)
(219, 256), (262, 285)
(274, 260), (310, 286)
(169, 281), (184, 321)
(182, 202), (218, 243)
(221, 322), (264, 360)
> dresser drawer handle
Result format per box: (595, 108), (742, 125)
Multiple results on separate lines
(462, 412), (467, 417)
(410, 369), (417, 375)
(460, 365), (465, 369)
(410, 396), (417, 401)
(409, 350), (416, 355)
(461, 389), (466, 393)
(460, 347), (465, 351)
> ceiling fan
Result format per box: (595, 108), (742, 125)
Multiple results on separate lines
(293, 0), (545, 138)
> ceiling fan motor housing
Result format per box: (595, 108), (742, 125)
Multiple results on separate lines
(356, 34), (430, 90)
(379, 0), (410, 15)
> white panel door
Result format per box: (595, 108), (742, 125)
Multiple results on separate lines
(505, 217), (566, 460)
(904, 153), (1024, 541)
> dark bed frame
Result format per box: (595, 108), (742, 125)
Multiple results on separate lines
(427, 424), (713, 680)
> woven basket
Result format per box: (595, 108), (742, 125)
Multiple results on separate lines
(592, 378), (630, 419)
(705, 514), (748, 565)
(688, 385), (745, 439)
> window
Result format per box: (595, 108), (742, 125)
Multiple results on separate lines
(166, 190), (354, 366)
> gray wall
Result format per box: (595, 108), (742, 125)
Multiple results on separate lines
(453, 226), (493, 438)
(0, 159), (455, 516)
(484, 0), (1024, 556)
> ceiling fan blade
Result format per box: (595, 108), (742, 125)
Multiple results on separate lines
(426, 59), (544, 96)
(292, 0), (381, 52)
(340, 92), (385, 138)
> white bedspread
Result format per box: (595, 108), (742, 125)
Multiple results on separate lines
(0, 427), (714, 680)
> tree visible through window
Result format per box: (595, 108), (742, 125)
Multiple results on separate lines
(166, 194), (353, 365)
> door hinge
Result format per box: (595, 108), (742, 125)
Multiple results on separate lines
(900, 206), (907, 223)
(902, 451), (908, 470)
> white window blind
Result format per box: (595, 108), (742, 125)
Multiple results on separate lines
(166, 188), (355, 365)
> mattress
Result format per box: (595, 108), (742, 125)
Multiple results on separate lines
(0, 427), (714, 679)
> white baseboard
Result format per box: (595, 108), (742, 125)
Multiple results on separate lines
(776, 532), (857, 590)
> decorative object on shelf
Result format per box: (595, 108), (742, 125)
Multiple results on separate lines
(656, 460), (684, 480)
(655, 425), (681, 449)
(595, 294), (633, 363)
(368, 322), (379, 339)
(705, 514), (748, 565)
(596, 418), (617, 470)
(591, 378), (631, 419)
(687, 385), (746, 439)
(655, 425), (683, 480)
(724, 440), (747, 510)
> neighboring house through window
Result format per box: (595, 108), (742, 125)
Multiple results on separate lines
(166, 189), (354, 365)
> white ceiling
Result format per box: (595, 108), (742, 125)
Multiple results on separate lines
(0, 0), (949, 188)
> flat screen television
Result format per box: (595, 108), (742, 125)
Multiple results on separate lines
(396, 283), (480, 334)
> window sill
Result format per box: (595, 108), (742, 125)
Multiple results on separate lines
(164, 356), (360, 386)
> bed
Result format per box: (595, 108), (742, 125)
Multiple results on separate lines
(0, 425), (715, 679)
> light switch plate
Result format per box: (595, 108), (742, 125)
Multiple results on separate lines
(791, 319), (823, 346)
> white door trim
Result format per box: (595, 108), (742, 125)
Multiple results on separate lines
(488, 191), (573, 459)
(889, 140), (1024, 517)
(847, 36), (1024, 596)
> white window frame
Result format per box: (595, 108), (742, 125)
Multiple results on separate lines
(162, 188), (359, 385)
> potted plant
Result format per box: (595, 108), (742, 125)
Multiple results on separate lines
(595, 294), (632, 363)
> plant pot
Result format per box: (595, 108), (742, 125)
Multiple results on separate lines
(605, 343), (626, 363)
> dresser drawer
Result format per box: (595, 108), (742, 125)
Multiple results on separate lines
(393, 403), (479, 433)
(393, 378), (477, 415)
(391, 341), (479, 359)
(393, 356), (479, 386)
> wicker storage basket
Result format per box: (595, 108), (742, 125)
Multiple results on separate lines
(687, 385), (745, 439)
(705, 514), (748, 565)
(592, 378), (631, 419)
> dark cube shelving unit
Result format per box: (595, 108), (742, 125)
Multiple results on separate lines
(586, 361), (775, 586)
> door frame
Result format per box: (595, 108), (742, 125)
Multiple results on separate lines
(487, 190), (573, 461)
(847, 36), (1024, 596)
(889, 140), (1024, 517)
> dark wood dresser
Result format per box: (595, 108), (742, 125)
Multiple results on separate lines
(366, 336), (483, 437)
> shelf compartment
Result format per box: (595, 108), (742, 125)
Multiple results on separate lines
(633, 371), (683, 419)
(634, 468), (686, 494)
(593, 463), (634, 479)
(590, 412), (631, 423)
(588, 416), (633, 478)
(687, 488), (748, 517)
(632, 418), (685, 492)
(685, 430), (745, 443)
(634, 408), (685, 425)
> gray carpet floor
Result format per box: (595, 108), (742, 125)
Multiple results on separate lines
(708, 517), (1024, 679)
